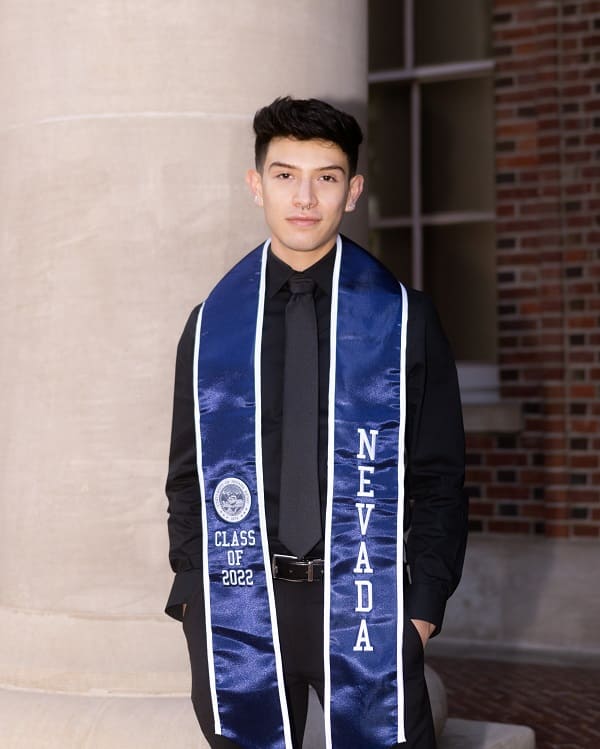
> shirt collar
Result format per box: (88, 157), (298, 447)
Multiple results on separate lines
(266, 243), (336, 299)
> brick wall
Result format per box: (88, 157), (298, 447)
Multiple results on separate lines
(467, 0), (600, 537)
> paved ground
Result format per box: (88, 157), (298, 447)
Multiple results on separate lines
(428, 655), (600, 749)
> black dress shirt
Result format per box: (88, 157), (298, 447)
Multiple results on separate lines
(165, 244), (468, 634)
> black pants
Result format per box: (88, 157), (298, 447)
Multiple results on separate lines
(183, 579), (436, 749)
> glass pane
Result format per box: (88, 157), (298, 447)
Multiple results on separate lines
(369, 82), (411, 219)
(369, 228), (412, 287)
(369, 0), (405, 72)
(415, 0), (491, 66)
(423, 223), (496, 363)
(421, 76), (495, 214)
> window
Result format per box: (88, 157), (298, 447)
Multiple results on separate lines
(369, 0), (497, 402)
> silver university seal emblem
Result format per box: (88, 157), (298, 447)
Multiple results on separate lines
(213, 478), (252, 523)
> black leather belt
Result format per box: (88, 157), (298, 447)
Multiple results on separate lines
(271, 554), (324, 582)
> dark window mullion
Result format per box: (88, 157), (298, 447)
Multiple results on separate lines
(411, 81), (423, 290)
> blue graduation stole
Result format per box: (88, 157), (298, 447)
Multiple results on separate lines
(193, 235), (408, 749)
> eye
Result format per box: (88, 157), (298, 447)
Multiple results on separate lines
(276, 172), (292, 179)
(320, 174), (337, 182)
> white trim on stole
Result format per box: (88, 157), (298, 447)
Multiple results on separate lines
(193, 303), (221, 734)
(255, 240), (294, 748)
(396, 281), (408, 744)
(323, 234), (343, 749)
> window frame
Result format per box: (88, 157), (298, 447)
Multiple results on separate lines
(368, 0), (499, 403)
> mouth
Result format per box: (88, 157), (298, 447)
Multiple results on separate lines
(286, 216), (321, 227)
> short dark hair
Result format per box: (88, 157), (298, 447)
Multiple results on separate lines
(253, 96), (363, 177)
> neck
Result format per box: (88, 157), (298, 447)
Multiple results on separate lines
(269, 240), (336, 272)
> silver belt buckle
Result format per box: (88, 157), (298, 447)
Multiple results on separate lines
(306, 558), (315, 582)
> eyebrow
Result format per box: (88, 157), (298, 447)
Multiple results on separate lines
(267, 161), (347, 175)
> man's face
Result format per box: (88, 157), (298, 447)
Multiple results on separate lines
(246, 137), (364, 270)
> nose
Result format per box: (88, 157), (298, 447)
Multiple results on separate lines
(293, 178), (317, 210)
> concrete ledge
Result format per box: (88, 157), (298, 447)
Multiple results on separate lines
(440, 718), (535, 749)
(426, 635), (600, 668)
(436, 536), (600, 656)
(0, 687), (208, 749)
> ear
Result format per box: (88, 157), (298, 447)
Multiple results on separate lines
(245, 169), (263, 207)
(344, 174), (364, 213)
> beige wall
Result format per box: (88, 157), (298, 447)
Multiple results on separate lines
(0, 2), (367, 745)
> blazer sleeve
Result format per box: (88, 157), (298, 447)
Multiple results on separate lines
(164, 304), (204, 621)
(403, 289), (468, 636)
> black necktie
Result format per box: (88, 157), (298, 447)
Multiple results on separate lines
(278, 275), (322, 558)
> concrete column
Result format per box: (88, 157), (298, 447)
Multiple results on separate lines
(0, 2), (367, 746)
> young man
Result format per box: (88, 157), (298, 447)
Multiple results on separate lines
(165, 97), (467, 749)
